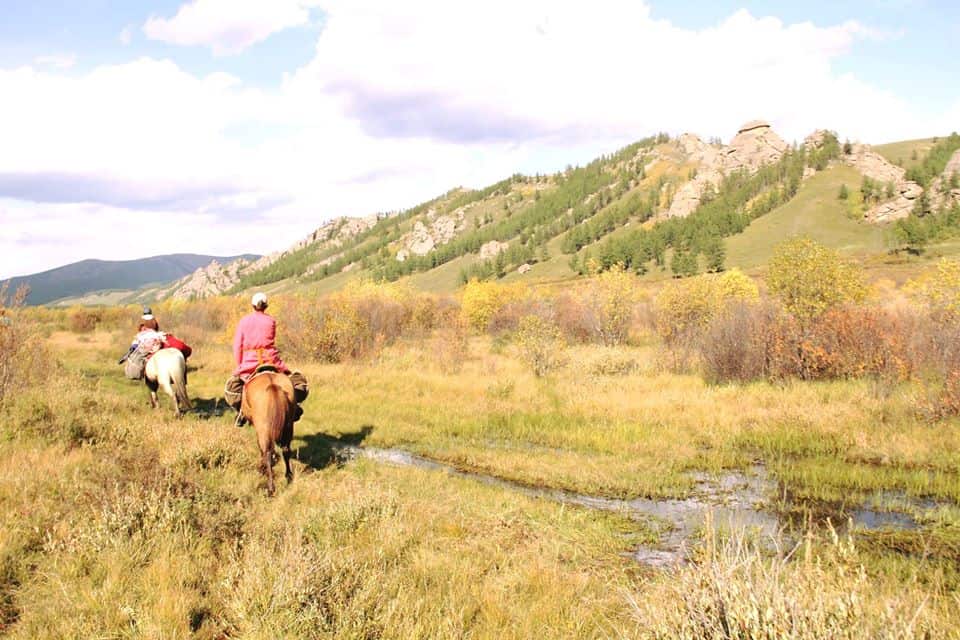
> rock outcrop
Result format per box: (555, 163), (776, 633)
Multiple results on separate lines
(844, 144), (905, 185)
(865, 182), (923, 223)
(831, 142), (923, 223)
(722, 120), (788, 173)
(665, 134), (724, 218)
(479, 240), (509, 260)
(162, 215), (381, 299)
(163, 259), (252, 300)
(930, 149), (960, 211)
(405, 216), (458, 256)
(665, 121), (786, 219)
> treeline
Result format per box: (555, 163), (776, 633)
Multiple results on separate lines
(236, 134), (675, 288)
(367, 136), (668, 282)
(571, 145), (816, 277)
(894, 203), (960, 254)
(906, 133), (960, 188)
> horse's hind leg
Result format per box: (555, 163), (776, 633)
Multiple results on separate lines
(145, 377), (160, 409)
(282, 444), (293, 484)
(261, 445), (276, 496)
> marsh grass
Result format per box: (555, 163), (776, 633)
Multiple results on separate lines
(2, 307), (959, 637)
(629, 526), (959, 639)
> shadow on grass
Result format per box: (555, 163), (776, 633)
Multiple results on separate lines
(297, 425), (374, 470)
(191, 397), (227, 420)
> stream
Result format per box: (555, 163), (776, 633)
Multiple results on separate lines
(334, 445), (939, 567)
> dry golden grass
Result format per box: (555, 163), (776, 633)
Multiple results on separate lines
(1, 307), (958, 637)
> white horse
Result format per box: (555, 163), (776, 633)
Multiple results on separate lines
(144, 348), (192, 417)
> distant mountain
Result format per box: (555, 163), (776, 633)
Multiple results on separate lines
(4, 254), (260, 305)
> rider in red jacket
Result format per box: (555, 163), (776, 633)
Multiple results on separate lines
(224, 293), (307, 426)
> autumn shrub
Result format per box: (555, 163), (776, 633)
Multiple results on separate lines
(575, 346), (639, 377)
(904, 257), (960, 323)
(655, 269), (760, 345)
(700, 302), (912, 383)
(515, 315), (566, 377)
(460, 280), (526, 332)
(0, 285), (49, 407)
(432, 317), (470, 375)
(66, 306), (102, 333)
(580, 264), (638, 346)
(487, 295), (554, 336)
(767, 237), (867, 319)
(552, 293), (594, 344)
(279, 281), (449, 363)
(699, 302), (781, 383)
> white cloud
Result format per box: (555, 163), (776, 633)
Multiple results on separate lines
(143, 0), (320, 55)
(33, 54), (76, 69)
(1, 1), (957, 277)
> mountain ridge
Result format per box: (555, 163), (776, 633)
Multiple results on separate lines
(5, 253), (259, 305)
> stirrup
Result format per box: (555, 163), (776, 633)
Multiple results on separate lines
(235, 412), (248, 428)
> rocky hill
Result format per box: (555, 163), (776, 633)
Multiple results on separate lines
(152, 122), (958, 297)
(5, 253), (258, 305)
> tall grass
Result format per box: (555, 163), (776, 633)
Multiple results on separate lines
(629, 526), (956, 639)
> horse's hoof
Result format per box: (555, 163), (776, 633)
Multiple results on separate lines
(286, 473), (293, 484)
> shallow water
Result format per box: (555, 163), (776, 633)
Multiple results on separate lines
(337, 445), (934, 567)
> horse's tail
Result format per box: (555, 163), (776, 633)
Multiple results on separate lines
(171, 357), (192, 411)
(260, 384), (286, 444)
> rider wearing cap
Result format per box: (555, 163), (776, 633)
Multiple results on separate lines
(138, 307), (159, 332)
(224, 292), (308, 426)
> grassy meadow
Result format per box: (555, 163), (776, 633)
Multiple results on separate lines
(3, 258), (960, 637)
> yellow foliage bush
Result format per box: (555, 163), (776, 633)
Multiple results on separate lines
(516, 315), (566, 377)
(767, 238), (867, 319)
(582, 264), (639, 346)
(654, 269), (759, 343)
(460, 280), (526, 332)
(278, 280), (454, 363)
(904, 258), (960, 322)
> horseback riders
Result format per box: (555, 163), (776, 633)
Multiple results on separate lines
(224, 292), (308, 495)
(119, 306), (194, 416)
(224, 292), (308, 426)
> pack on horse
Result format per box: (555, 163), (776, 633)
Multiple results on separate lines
(119, 308), (194, 417)
(225, 293), (308, 495)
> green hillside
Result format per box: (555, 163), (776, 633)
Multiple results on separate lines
(725, 165), (889, 269)
(874, 137), (939, 171)
(210, 130), (960, 301)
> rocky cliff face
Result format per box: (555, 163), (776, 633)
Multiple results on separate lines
(396, 207), (466, 260)
(665, 121), (787, 219)
(162, 215), (380, 299)
(930, 149), (960, 212)
(722, 120), (789, 173)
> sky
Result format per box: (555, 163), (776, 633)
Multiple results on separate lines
(1, 0), (958, 279)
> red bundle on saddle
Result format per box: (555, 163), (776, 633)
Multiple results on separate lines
(162, 334), (193, 358)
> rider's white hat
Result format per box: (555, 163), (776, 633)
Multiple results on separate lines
(251, 292), (268, 308)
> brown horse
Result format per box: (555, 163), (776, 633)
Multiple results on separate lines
(241, 370), (296, 496)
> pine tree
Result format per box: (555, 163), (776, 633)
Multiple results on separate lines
(704, 236), (726, 272)
(494, 251), (506, 279)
